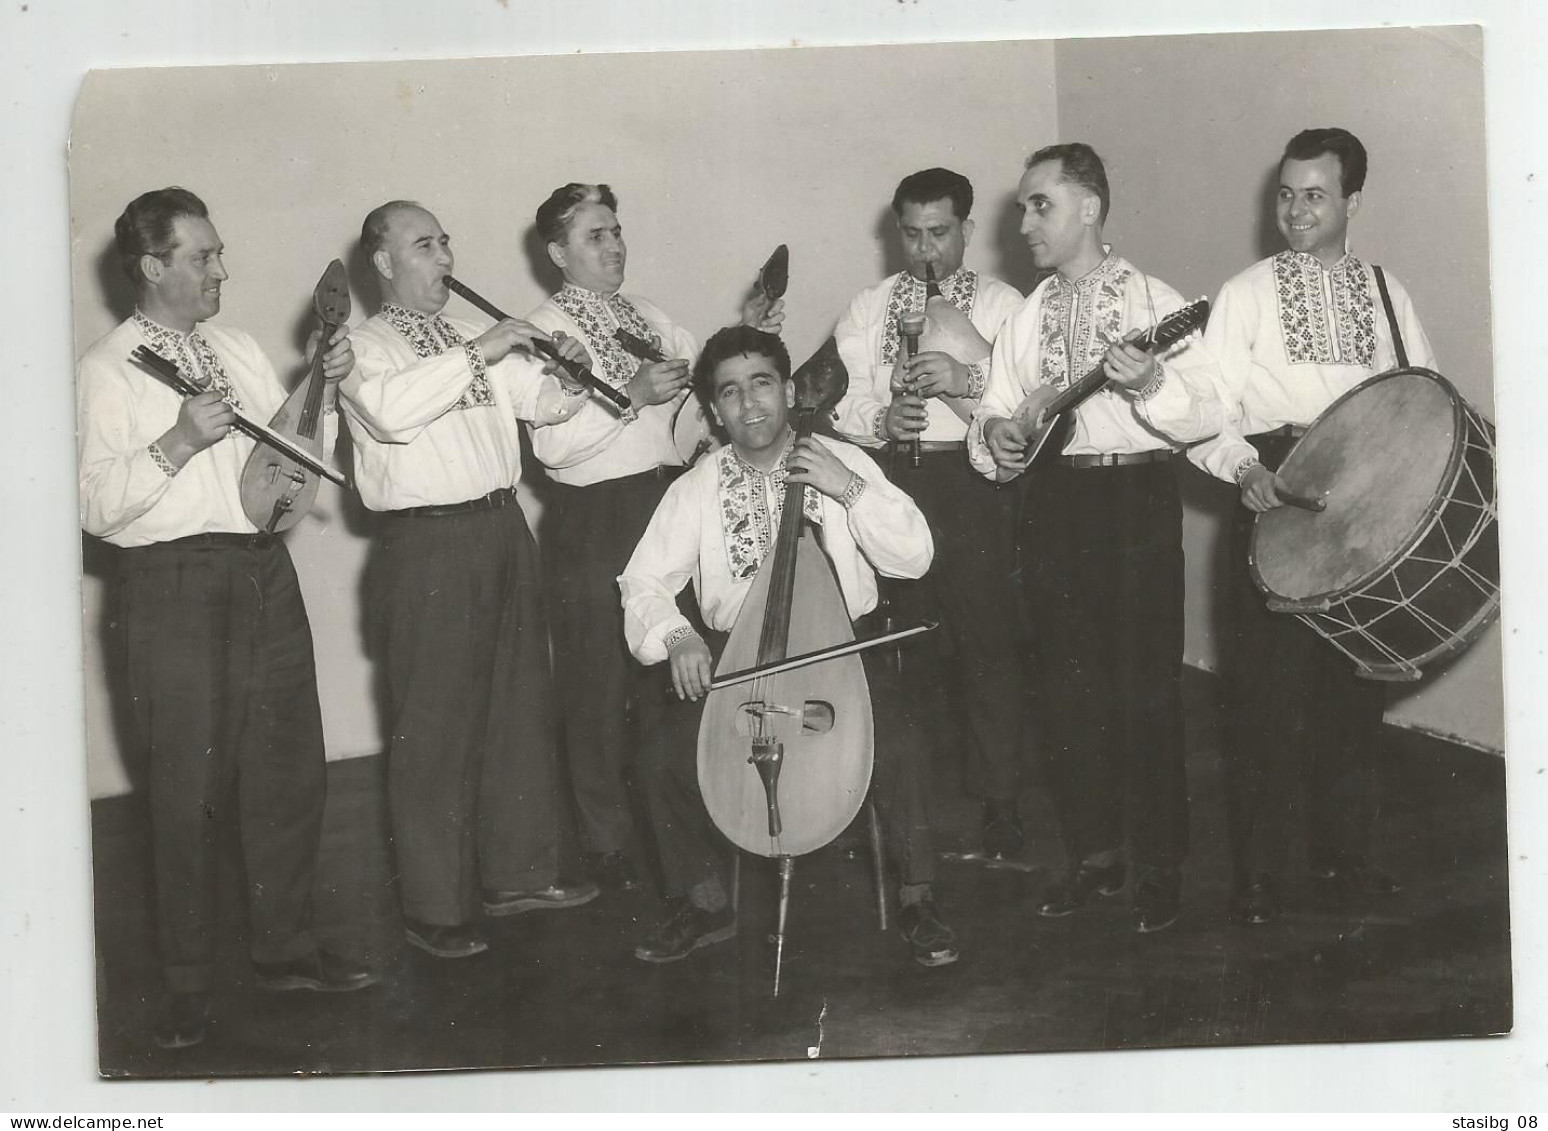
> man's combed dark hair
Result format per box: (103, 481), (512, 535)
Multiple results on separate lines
(114, 187), (209, 285)
(360, 200), (426, 259)
(891, 168), (974, 221)
(536, 183), (619, 245)
(1280, 128), (1368, 196)
(1025, 142), (1111, 225)
(693, 325), (791, 408)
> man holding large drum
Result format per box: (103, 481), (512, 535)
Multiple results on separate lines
(1187, 128), (1437, 925)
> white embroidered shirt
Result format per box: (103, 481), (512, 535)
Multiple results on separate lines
(619, 434), (933, 664)
(1187, 250), (1437, 484)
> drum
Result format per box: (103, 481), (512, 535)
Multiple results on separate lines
(1250, 367), (1499, 682)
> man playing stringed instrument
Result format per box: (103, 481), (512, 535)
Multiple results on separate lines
(968, 144), (1225, 934)
(1188, 129), (1436, 925)
(78, 188), (374, 1050)
(526, 183), (785, 896)
(619, 326), (959, 967)
(832, 168), (1030, 860)
(339, 201), (600, 962)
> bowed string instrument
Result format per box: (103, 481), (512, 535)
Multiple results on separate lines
(694, 247), (933, 996)
(129, 259), (350, 533)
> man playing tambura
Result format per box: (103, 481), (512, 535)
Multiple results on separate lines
(968, 144), (1225, 934)
(340, 201), (600, 961)
(619, 326), (958, 968)
(831, 168), (1029, 859)
(527, 184), (784, 895)
(1188, 128), (1436, 925)
(78, 188), (374, 1049)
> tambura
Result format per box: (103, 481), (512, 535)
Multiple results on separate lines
(1250, 367), (1499, 682)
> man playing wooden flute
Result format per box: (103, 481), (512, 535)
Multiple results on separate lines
(1188, 128), (1435, 925)
(969, 144), (1225, 934)
(78, 187), (373, 1050)
(619, 326), (959, 967)
(832, 167), (1029, 859)
(338, 201), (599, 962)
(526, 183), (783, 895)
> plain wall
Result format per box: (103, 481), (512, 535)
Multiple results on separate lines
(71, 40), (1060, 798)
(1055, 26), (1503, 751)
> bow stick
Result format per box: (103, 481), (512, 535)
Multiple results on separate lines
(706, 620), (937, 691)
(129, 346), (347, 487)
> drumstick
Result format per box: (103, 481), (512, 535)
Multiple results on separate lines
(1278, 488), (1327, 513)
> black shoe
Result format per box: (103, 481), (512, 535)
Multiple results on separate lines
(1312, 858), (1401, 898)
(1230, 874), (1279, 926)
(153, 991), (210, 1050)
(254, 950), (381, 992)
(981, 799), (1024, 859)
(404, 919), (489, 959)
(1038, 857), (1127, 917)
(1133, 867), (1182, 934)
(585, 851), (643, 892)
(898, 899), (960, 968)
(634, 898), (737, 964)
(483, 879), (600, 917)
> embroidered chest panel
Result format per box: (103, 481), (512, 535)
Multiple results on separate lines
(133, 314), (244, 410)
(1272, 251), (1376, 367)
(880, 270), (979, 365)
(716, 446), (826, 581)
(1037, 259), (1131, 391)
(551, 287), (658, 390)
(382, 304), (493, 411)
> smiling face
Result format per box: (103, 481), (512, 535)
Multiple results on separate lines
(708, 351), (795, 465)
(896, 197), (973, 281)
(548, 200), (627, 294)
(142, 214), (227, 332)
(374, 205), (453, 314)
(1276, 152), (1359, 266)
(1016, 158), (1102, 277)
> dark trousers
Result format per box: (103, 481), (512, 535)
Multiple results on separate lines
(634, 623), (937, 902)
(1221, 435), (1385, 885)
(119, 536), (325, 994)
(884, 449), (1025, 801)
(543, 469), (676, 856)
(1020, 461), (1189, 870)
(372, 500), (560, 925)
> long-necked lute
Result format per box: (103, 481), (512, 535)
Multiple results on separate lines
(990, 297), (1210, 482)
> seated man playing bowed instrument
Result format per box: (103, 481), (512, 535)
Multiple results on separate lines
(619, 326), (958, 968)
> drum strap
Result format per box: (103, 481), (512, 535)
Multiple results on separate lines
(1372, 266), (1409, 369)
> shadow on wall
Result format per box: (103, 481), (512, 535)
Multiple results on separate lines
(1254, 162), (1284, 261)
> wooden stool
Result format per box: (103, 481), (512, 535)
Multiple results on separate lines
(731, 797), (889, 996)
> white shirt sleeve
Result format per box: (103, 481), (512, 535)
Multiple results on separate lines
(619, 476), (702, 665)
(77, 355), (177, 538)
(832, 288), (888, 446)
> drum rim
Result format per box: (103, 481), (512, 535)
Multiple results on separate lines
(1249, 366), (1468, 606)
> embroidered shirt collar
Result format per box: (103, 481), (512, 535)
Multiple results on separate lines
(558, 282), (624, 309)
(1050, 250), (1122, 294)
(133, 310), (195, 351)
(1281, 243), (1359, 275)
(380, 301), (442, 329)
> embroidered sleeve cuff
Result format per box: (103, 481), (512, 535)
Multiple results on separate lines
(147, 441), (179, 479)
(1232, 455), (1262, 486)
(462, 339), (488, 387)
(870, 405), (889, 442)
(662, 624), (701, 652)
(1130, 361), (1168, 402)
(838, 471), (868, 510)
(964, 361), (988, 400)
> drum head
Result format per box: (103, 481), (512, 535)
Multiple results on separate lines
(1254, 369), (1460, 601)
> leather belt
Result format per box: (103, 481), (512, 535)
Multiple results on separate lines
(1058, 450), (1174, 469)
(1251, 424), (1308, 440)
(388, 486), (519, 519)
(911, 440), (967, 453)
(130, 531), (278, 551)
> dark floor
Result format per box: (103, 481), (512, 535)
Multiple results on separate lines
(91, 668), (1511, 1077)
